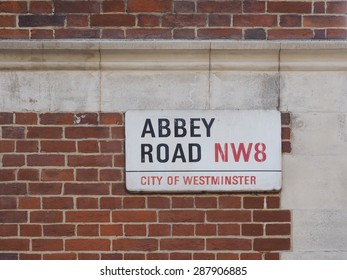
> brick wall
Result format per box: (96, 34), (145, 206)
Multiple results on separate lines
(0, 0), (346, 40)
(0, 112), (291, 260)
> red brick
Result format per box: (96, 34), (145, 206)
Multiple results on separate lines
(243, 1), (265, 13)
(101, 253), (122, 260)
(0, 211), (27, 223)
(254, 238), (291, 251)
(326, 2), (347, 14)
(266, 196), (280, 209)
(162, 14), (206, 27)
(103, 1), (125, 12)
(172, 224), (194, 236)
(19, 15), (65, 27)
(102, 29), (125, 39)
(91, 14), (135, 26)
(18, 197), (40, 209)
(2, 127), (25, 139)
(15, 113), (37, 124)
(314, 29), (326, 40)
(123, 253), (145, 260)
(0, 29), (29, 39)
(123, 197), (145, 209)
(0, 15), (16, 27)
(314, 2), (325, 13)
(281, 112), (291, 125)
(113, 210), (157, 223)
(266, 224), (291, 235)
(41, 141), (76, 153)
(218, 224), (240, 236)
(128, 0), (172, 13)
(2, 155), (24, 167)
(54, 1), (100, 13)
(31, 29), (54, 39)
(100, 113), (123, 125)
(174, 1), (195, 13)
(126, 28), (172, 39)
(280, 15), (302, 27)
(30, 1), (52, 13)
(268, 2), (312, 13)
(42, 197), (74, 209)
(160, 210), (204, 223)
(196, 224), (217, 236)
(207, 210), (251, 222)
(0, 169), (15, 181)
(33, 239), (63, 251)
(19, 223), (41, 238)
(76, 169), (98, 181)
(327, 29), (347, 39)
(41, 169), (74, 182)
(78, 140), (99, 153)
(198, 1), (242, 13)
(207, 238), (252, 251)
(234, 15), (277, 27)
(19, 254), (41, 260)
(77, 224), (99, 236)
(195, 196), (217, 208)
(29, 183), (62, 195)
(78, 253), (99, 260)
(43, 253), (76, 260)
(0, 253), (18, 260)
(0, 1), (27, 13)
(216, 253), (239, 260)
(253, 210), (291, 222)
(77, 197), (99, 209)
(170, 252), (192, 260)
(100, 225), (123, 236)
(55, 29), (100, 39)
(264, 253), (280, 260)
(0, 140), (14, 152)
(0, 112), (13, 124)
(282, 127), (291, 140)
(148, 197), (170, 208)
(194, 253), (215, 260)
(161, 238), (204, 251)
(243, 196), (264, 209)
(73, 113), (99, 125)
(124, 225), (146, 236)
(39, 113), (73, 124)
(27, 127), (62, 139)
(66, 239), (110, 251)
(0, 225), (18, 236)
(138, 15), (160, 27)
(148, 224), (171, 236)
(282, 141), (292, 153)
(242, 224), (263, 236)
(0, 183), (26, 195)
(100, 169), (122, 181)
(304, 16), (346, 27)
(0, 239), (29, 251)
(67, 15), (89, 27)
(240, 253), (262, 260)
(198, 28), (242, 39)
(30, 211), (63, 223)
(173, 29), (195, 39)
(0, 197), (16, 209)
(171, 197), (194, 208)
(17, 169), (40, 181)
(64, 183), (109, 195)
(28, 155), (65, 166)
(112, 183), (127, 195)
(68, 155), (112, 167)
(148, 253), (169, 260)
(114, 154), (125, 167)
(66, 211), (110, 223)
(269, 29), (313, 40)
(43, 224), (75, 237)
(66, 127), (109, 139)
(209, 14), (231, 27)
(244, 28), (266, 39)
(16, 140), (38, 152)
(101, 197), (122, 210)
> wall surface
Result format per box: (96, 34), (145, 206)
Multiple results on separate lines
(0, 0), (346, 40)
(0, 41), (346, 259)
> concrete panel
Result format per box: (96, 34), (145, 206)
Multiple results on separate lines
(210, 72), (279, 110)
(291, 113), (347, 155)
(280, 72), (347, 113)
(0, 71), (100, 112)
(281, 154), (347, 210)
(101, 71), (209, 111)
(282, 251), (347, 260)
(289, 210), (347, 254)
